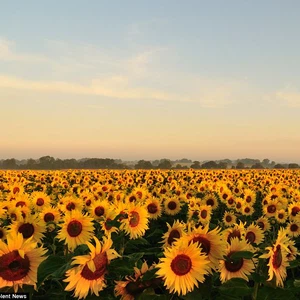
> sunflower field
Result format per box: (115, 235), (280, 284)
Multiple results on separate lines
(1, 169), (300, 299)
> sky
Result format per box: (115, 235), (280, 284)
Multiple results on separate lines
(1, 0), (300, 163)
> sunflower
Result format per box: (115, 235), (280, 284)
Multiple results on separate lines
(288, 202), (300, 221)
(198, 205), (212, 225)
(241, 203), (254, 216)
(260, 228), (291, 287)
(243, 189), (256, 206)
(8, 213), (45, 243)
(263, 199), (280, 218)
(114, 261), (156, 300)
(275, 209), (288, 224)
(145, 197), (162, 220)
(98, 207), (119, 237)
(286, 221), (300, 238)
(222, 222), (245, 244)
(156, 239), (210, 296)
(57, 210), (94, 251)
(202, 193), (219, 210)
(223, 211), (237, 227)
(161, 220), (186, 248)
(0, 232), (47, 292)
(120, 203), (149, 239)
(256, 217), (271, 232)
(64, 236), (119, 299)
(244, 223), (264, 245)
(30, 191), (52, 212)
(89, 200), (110, 220)
(219, 237), (256, 283)
(164, 197), (182, 216)
(58, 195), (83, 214)
(39, 205), (60, 225)
(183, 225), (226, 271)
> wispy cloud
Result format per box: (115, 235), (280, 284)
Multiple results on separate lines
(275, 90), (300, 107)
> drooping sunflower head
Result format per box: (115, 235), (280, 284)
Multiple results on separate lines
(145, 197), (162, 220)
(161, 220), (186, 249)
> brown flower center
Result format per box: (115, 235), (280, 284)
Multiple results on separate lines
(267, 204), (276, 214)
(290, 224), (298, 232)
(171, 254), (192, 276)
(0, 250), (30, 281)
(129, 211), (140, 227)
(206, 198), (214, 206)
(81, 252), (108, 280)
(167, 201), (177, 210)
(36, 198), (44, 206)
(18, 223), (34, 239)
(66, 202), (76, 211)
(227, 230), (241, 243)
(13, 187), (20, 194)
(245, 231), (256, 244)
(200, 210), (208, 219)
(95, 206), (105, 217)
(167, 229), (180, 246)
(225, 215), (232, 223)
(67, 220), (82, 237)
(147, 203), (158, 214)
(191, 236), (211, 255)
(292, 207), (300, 217)
(225, 252), (243, 272)
(272, 245), (282, 269)
(44, 213), (55, 222)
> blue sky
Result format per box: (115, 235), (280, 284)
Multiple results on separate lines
(1, 1), (300, 162)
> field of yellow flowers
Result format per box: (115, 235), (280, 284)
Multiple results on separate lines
(1, 169), (300, 299)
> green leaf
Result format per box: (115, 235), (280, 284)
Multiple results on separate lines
(229, 251), (254, 260)
(141, 268), (158, 281)
(37, 255), (67, 288)
(219, 278), (252, 297)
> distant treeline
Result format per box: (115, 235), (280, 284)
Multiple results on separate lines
(0, 156), (299, 170)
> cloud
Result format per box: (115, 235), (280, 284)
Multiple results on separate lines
(0, 37), (50, 63)
(275, 90), (300, 107)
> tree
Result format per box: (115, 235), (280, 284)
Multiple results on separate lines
(274, 164), (285, 169)
(251, 163), (264, 169)
(288, 163), (299, 169)
(190, 161), (201, 169)
(135, 160), (153, 169)
(236, 162), (245, 169)
(2, 158), (18, 169)
(157, 159), (172, 169)
(201, 161), (218, 169)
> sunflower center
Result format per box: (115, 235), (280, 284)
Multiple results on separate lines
(95, 206), (105, 217)
(81, 252), (108, 280)
(129, 211), (140, 227)
(225, 252), (243, 272)
(0, 250), (30, 281)
(167, 229), (180, 246)
(206, 199), (214, 206)
(129, 196), (136, 202)
(244, 207), (250, 213)
(13, 187), (20, 194)
(36, 198), (44, 206)
(245, 231), (256, 243)
(290, 224), (298, 232)
(125, 281), (145, 296)
(192, 236), (211, 255)
(105, 218), (112, 230)
(236, 202), (242, 209)
(222, 193), (228, 200)
(85, 199), (91, 206)
(67, 220), (83, 237)
(292, 207), (300, 217)
(267, 205), (276, 214)
(227, 230), (241, 243)
(270, 194), (278, 200)
(225, 215), (232, 223)
(136, 191), (143, 199)
(147, 203), (158, 214)
(200, 210), (208, 219)
(171, 254), (192, 276)
(246, 196), (252, 203)
(66, 202), (76, 211)
(168, 201), (177, 210)
(272, 245), (282, 269)
(18, 223), (34, 239)
(44, 212), (55, 222)
(257, 221), (265, 230)
(228, 198), (234, 205)
(16, 201), (26, 207)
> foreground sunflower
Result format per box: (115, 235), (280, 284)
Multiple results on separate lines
(260, 228), (291, 287)
(64, 236), (119, 299)
(156, 239), (210, 296)
(0, 232), (47, 292)
(57, 210), (94, 251)
(219, 237), (256, 283)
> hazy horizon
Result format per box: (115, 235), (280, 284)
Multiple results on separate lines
(1, 1), (300, 163)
